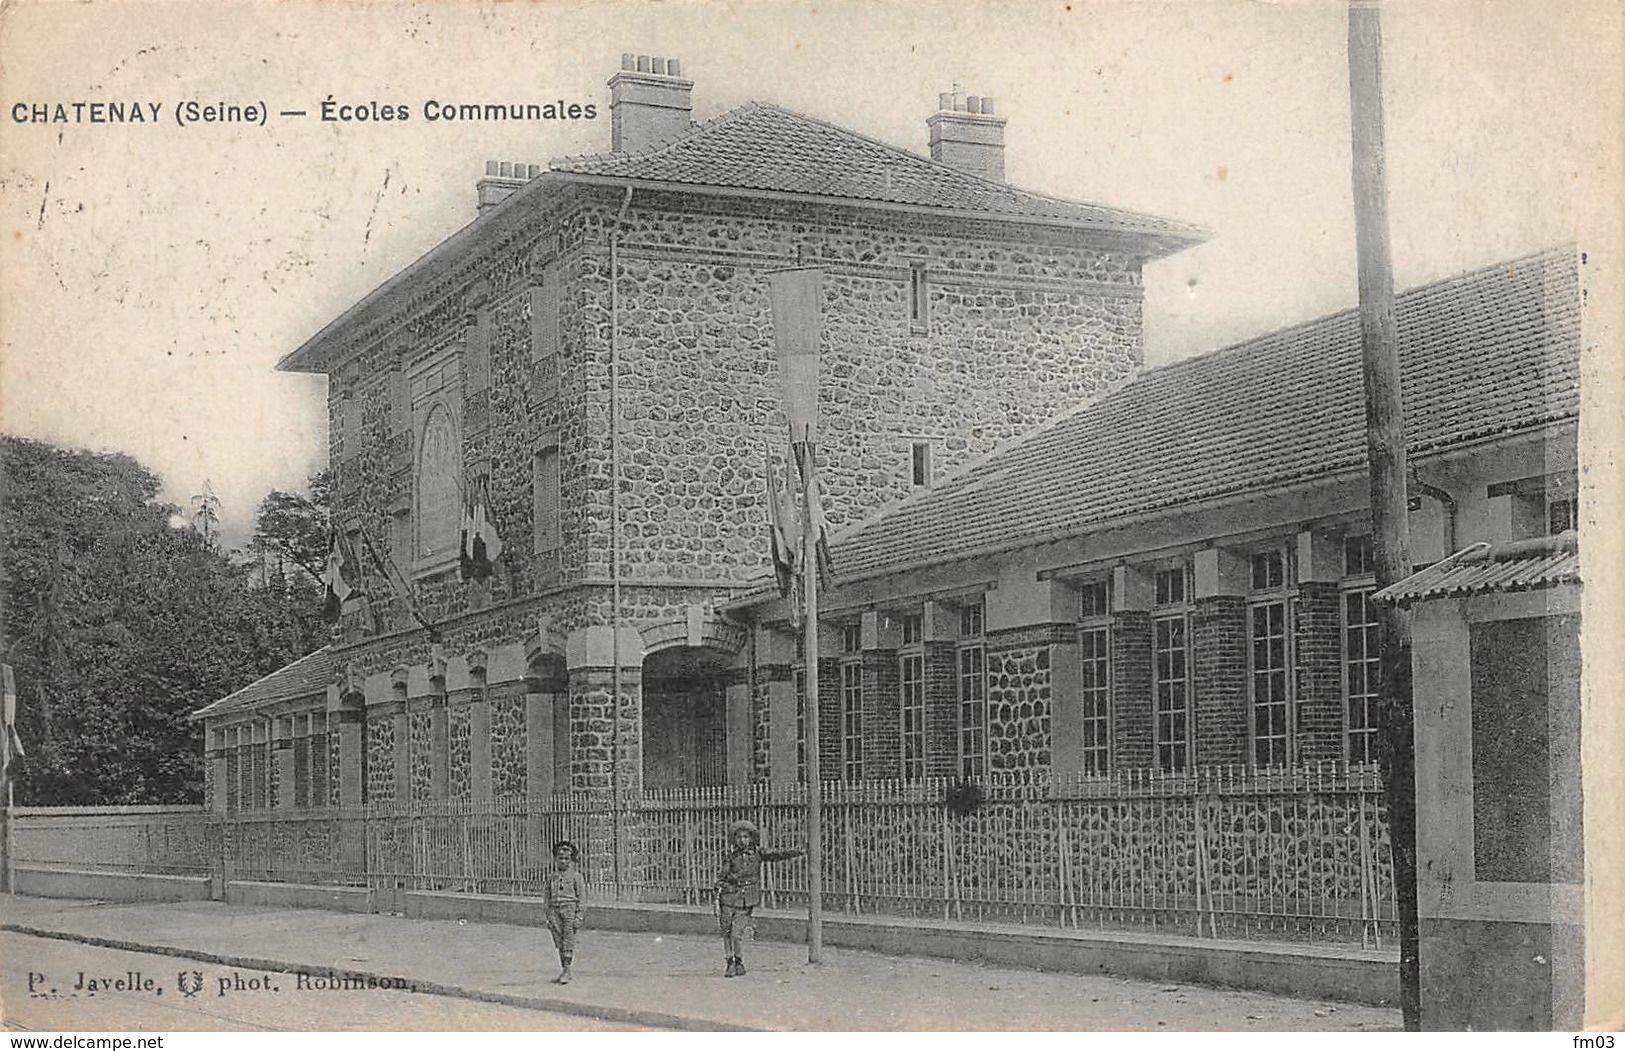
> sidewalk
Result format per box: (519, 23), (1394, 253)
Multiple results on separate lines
(0, 894), (1400, 1031)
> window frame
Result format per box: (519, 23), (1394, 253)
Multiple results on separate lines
(1151, 562), (1193, 774)
(1340, 535), (1381, 765)
(956, 599), (988, 778)
(1077, 578), (1113, 776)
(1246, 546), (1294, 769)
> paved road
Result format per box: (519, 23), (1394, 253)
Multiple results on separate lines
(0, 932), (653, 1032)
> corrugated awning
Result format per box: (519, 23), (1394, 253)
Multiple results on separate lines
(1372, 533), (1580, 607)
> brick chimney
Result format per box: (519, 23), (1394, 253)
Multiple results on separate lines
(926, 90), (1007, 182)
(476, 160), (542, 215)
(608, 53), (693, 154)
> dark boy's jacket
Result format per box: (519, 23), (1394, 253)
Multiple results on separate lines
(716, 846), (803, 908)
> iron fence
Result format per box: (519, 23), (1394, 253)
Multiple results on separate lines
(8, 762), (1395, 945)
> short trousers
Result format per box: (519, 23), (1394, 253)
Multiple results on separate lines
(546, 904), (582, 953)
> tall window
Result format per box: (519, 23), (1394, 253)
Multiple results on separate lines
(908, 261), (929, 329)
(533, 447), (561, 554)
(1078, 580), (1111, 775)
(840, 661), (864, 781)
(1342, 535), (1380, 764)
(1249, 549), (1291, 768)
(911, 441), (933, 488)
(957, 601), (987, 777)
(530, 260), (562, 400)
(1152, 566), (1191, 773)
(899, 652), (925, 780)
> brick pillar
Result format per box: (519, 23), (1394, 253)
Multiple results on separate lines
(392, 708), (411, 804)
(1191, 596), (1248, 766)
(523, 689), (552, 799)
(725, 668), (752, 787)
(817, 656), (842, 781)
(923, 641), (959, 777)
(207, 731), (230, 814)
(429, 695), (450, 801)
(566, 666), (642, 794)
(337, 709), (365, 806)
(467, 690), (492, 802)
(862, 648), (901, 778)
(761, 665), (795, 784)
(1109, 611), (1154, 770)
(1294, 580), (1345, 761)
(274, 716), (296, 811)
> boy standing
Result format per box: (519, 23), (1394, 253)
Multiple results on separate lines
(541, 840), (586, 984)
(714, 819), (803, 977)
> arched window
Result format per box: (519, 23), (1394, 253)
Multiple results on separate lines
(416, 402), (460, 562)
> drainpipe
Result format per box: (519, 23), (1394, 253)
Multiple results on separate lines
(609, 186), (633, 890)
(1409, 472), (1458, 553)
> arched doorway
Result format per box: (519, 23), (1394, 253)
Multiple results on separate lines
(642, 646), (729, 789)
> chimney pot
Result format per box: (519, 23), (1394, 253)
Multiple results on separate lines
(485, 160), (498, 176)
(609, 51), (694, 153)
(927, 88), (1008, 181)
(621, 52), (636, 70)
(499, 161), (513, 177)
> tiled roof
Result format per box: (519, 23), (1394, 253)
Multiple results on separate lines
(1374, 534), (1580, 607)
(832, 248), (1581, 581)
(551, 103), (1205, 247)
(192, 647), (332, 721)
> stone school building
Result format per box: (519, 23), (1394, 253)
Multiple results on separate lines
(193, 53), (1206, 811)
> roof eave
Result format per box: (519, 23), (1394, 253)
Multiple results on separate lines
(276, 172), (585, 375)
(548, 171), (1209, 253)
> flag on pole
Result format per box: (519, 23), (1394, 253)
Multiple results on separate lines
(769, 268), (823, 446)
(2, 663), (23, 760)
(796, 444), (835, 586)
(762, 441), (804, 622)
(320, 529), (356, 622)
(460, 475), (504, 582)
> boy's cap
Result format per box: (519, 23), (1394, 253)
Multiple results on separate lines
(551, 839), (579, 859)
(728, 819), (759, 842)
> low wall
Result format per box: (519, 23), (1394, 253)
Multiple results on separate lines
(225, 881), (371, 914)
(12, 866), (211, 904)
(403, 892), (1398, 1007)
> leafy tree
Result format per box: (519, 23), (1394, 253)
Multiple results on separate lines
(0, 437), (330, 805)
(248, 469), (331, 585)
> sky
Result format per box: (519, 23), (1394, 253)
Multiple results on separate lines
(1, 0), (1619, 544)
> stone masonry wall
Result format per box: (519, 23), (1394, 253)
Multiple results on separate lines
(986, 637), (1054, 780)
(323, 183), (1145, 668)
(366, 716), (395, 805)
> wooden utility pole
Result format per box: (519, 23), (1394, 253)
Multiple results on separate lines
(797, 443), (825, 963)
(1347, 0), (1420, 1029)
(770, 265), (826, 964)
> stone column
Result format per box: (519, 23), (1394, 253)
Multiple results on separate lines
(859, 612), (901, 779)
(1192, 547), (1249, 767)
(563, 625), (645, 794)
(444, 688), (475, 803)
(756, 627), (797, 785)
(1109, 565), (1155, 771)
